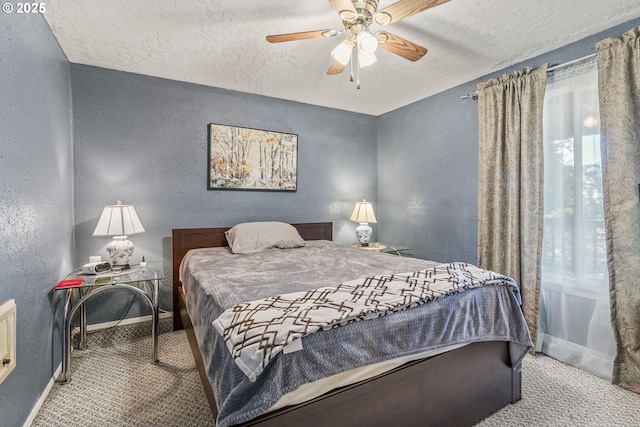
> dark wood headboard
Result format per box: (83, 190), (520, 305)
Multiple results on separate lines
(171, 222), (333, 330)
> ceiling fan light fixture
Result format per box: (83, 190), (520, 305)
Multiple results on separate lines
(266, 0), (445, 88)
(358, 52), (377, 68)
(357, 31), (378, 55)
(331, 39), (355, 66)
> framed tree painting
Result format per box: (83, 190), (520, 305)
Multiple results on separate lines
(208, 124), (298, 191)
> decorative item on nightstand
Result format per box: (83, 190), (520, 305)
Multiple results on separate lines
(92, 200), (145, 270)
(350, 199), (377, 246)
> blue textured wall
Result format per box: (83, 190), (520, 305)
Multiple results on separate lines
(0, 13), (73, 427)
(377, 17), (640, 263)
(70, 65), (379, 322)
(378, 86), (479, 263)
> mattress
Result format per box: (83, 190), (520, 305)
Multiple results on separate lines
(180, 240), (532, 427)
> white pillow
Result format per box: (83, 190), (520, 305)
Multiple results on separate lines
(225, 222), (306, 254)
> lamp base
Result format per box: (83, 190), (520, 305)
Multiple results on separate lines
(355, 223), (372, 246)
(106, 236), (134, 268)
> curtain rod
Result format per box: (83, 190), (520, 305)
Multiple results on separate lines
(460, 53), (597, 100)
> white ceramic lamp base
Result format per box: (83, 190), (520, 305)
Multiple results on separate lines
(106, 236), (134, 268)
(355, 223), (372, 246)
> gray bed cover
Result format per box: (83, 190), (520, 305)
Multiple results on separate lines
(181, 240), (533, 427)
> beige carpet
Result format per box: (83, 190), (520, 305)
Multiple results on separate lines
(32, 329), (640, 427)
(478, 353), (640, 426)
(33, 329), (215, 427)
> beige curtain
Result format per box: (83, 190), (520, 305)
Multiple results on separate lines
(477, 65), (548, 347)
(597, 27), (640, 393)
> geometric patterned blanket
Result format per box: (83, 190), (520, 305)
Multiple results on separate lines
(212, 262), (519, 381)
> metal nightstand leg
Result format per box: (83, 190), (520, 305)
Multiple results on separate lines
(152, 274), (159, 363)
(59, 284), (159, 383)
(79, 295), (87, 350)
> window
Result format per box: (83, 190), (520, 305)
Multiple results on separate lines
(537, 59), (616, 379)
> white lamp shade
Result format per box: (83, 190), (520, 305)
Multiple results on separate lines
(359, 52), (377, 68)
(350, 199), (377, 224)
(92, 201), (145, 237)
(357, 31), (378, 55)
(331, 39), (355, 66)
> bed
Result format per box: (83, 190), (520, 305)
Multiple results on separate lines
(172, 222), (532, 427)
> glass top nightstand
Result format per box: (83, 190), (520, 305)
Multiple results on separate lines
(354, 244), (413, 257)
(55, 265), (164, 383)
(353, 243), (387, 251)
(380, 246), (413, 257)
(64, 265), (164, 287)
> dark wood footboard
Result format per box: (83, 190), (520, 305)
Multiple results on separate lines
(241, 340), (519, 427)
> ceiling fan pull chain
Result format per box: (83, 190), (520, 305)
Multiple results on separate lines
(355, 48), (361, 89)
(349, 44), (355, 83)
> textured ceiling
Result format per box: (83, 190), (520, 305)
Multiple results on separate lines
(43, 0), (640, 115)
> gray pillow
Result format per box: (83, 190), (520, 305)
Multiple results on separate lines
(225, 222), (306, 254)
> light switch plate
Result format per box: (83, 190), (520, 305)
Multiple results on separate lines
(0, 299), (16, 385)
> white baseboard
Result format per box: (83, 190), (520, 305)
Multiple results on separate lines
(23, 363), (62, 427)
(86, 311), (172, 332)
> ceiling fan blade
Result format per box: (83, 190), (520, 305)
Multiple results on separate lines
(327, 59), (347, 75)
(266, 30), (330, 43)
(376, 32), (428, 62)
(375, 0), (450, 25)
(328, 0), (356, 15)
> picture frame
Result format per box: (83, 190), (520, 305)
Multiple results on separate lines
(208, 123), (298, 191)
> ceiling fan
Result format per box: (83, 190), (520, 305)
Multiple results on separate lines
(266, 0), (450, 88)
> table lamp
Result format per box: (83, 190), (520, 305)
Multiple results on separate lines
(350, 199), (377, 246)
(92, 200), (145, 269)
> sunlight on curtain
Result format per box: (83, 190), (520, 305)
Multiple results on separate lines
(536, 58), (616, 380)
(477, 66), (547, 347)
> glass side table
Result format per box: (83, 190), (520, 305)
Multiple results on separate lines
(55, 264), (164, 383)
(353, 244), (414, 257)
(353, 243), (387, 251)
(380, 246), (413, 257)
